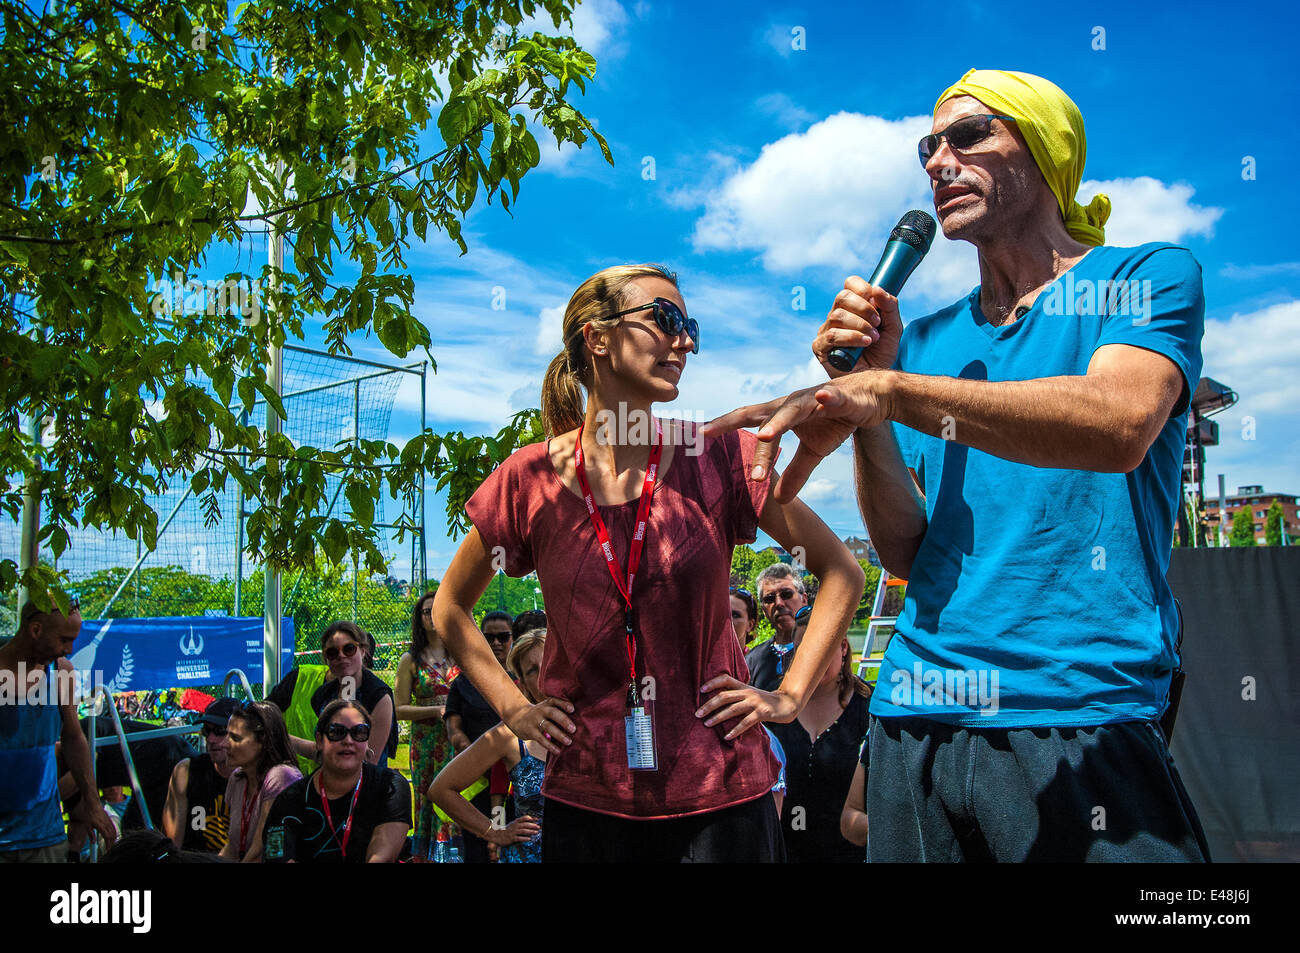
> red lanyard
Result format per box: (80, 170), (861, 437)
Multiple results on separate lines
(573, 419), (663, 683)
(238, 774), (260, 857)
(318, 772), (363, 857)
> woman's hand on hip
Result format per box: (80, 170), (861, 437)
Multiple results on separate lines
(507, 697), (576, 755)
(696, 675), (798, 741)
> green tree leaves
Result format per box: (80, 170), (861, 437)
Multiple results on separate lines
(1229, 507), (1257, 547)
(2, 2), (611, 607)
(1264, 501), (1286, 547)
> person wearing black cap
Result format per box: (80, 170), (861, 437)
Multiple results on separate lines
(161, 697), (238, 852)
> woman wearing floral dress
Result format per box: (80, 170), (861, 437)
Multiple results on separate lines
(395, 592), (460, 861)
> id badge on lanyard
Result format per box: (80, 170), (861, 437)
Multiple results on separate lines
(574, 421), (663, 773)
(623, 611), (657, 772)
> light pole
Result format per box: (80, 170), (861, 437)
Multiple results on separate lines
(533, 587), (541, 610)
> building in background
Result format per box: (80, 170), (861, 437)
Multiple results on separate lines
(842, 536), (881, 567)
(1205, 486), (1299, 544)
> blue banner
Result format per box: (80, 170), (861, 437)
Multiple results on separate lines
(69, 616), (296, 693)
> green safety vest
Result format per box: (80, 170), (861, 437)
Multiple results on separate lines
(285, 664), (329, 775)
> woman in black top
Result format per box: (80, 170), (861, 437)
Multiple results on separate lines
(273, 622), (398, 768)
(765, 632), (872, 863)
(262, 700), (412, 864)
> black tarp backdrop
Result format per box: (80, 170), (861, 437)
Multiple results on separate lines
(1167, 547), (1300, 862)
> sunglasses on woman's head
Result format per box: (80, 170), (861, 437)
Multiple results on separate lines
(918, 113), (1017, 167)
(609, 297), (700, 354)
(324, 642), (359, 661)
(323, 722), (371, 742)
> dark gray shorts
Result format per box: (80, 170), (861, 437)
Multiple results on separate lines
(866, 716), (1211, 862)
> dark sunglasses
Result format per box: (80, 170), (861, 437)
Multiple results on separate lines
(610, 297), (699, 354)
(760, 587), (800, 605)
(324, 642), (360, 661)
(918, 114), (1016, 167)
(323, 722), (372, 742)
(201, 724), (228, 737)
(484, 631), (512, 644)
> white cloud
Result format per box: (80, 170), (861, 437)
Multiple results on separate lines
(1081, 176), (1223, 247)
(762, 22), (800, 58)
(570, 0), (629, 58)
(754, 92), (815, 130)
(692, 113), (933, 271)
(535, 304), (565, 356)
(522, 0), (629, 60)
(1203, 300), (1300, 415)
(689, 117), (1231, 309)
(689, 112), (979, 304)
(1197, 299), (1300, 500)
(1219, 261), (1300, 281)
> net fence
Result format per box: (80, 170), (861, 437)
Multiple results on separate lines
(1, 344), (427, 695)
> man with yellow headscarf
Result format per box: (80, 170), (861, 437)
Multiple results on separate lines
(706, 69), (1209, 861)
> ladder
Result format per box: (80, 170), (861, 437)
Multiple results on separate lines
(856, 570), (906, 682)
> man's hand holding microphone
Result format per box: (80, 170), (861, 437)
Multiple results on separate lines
(703, 210), (935, 500)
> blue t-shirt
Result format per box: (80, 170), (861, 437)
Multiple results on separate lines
(0, 664), (67, 851)
(872, 243), (1204, 727)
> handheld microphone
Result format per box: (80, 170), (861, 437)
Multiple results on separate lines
(826, 210), (937, 373)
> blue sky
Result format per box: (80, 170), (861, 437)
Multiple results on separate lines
(29, 0), (1298, 588)
(346, 0), (1298, 581)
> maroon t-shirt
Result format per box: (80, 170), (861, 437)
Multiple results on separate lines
(465, 424), (781, 819)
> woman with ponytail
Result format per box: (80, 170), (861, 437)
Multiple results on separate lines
(433, 264), (863, 862)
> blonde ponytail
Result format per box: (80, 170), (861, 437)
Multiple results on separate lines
(540, 351), (586, 438)
(539, 263), (679, 438)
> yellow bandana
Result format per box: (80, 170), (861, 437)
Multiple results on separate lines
(935, 68), (1110, 247)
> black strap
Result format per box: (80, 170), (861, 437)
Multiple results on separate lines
(1158, 600), (1186, 742)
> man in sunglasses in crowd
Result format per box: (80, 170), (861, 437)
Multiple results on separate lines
(444, 609), (515, 862)
(706, 69), (1208, 861)
(744, 564), (809, 693)
(161, 696), (237, 853)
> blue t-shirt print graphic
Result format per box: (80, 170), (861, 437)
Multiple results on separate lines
(873, 243), (1205, 728)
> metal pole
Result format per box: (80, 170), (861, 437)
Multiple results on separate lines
(234, 410), (246, 616)
(1218, 474), (1227, 547)
(352, 380), (360, 622)
(263, 130), (285, 696)
(87, 696), (98, 862)
(419, 362), (428, 590)
(94, 686), (154, 830)
(19, 411), (41, 609)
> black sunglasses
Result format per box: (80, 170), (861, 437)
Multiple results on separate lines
(323, 722), (372, 742)
(610, 297), (699, 354)
(484, 631), (512, 643)
(918, 114), (1017, 167)
(201, 724), (228, 737)
(324, 642), (360, 661)
(760, 587), (800, 605)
